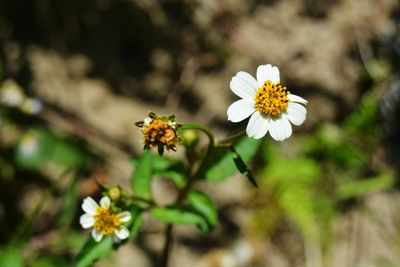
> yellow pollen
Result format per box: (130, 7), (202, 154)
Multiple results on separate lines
(254, 80), (289, 116)
(93, 207), (121, 235)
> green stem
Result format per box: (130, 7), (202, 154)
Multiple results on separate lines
(126, 195), (156, 206)
(160, 123), (216, 267)
(217, 130), (246, 147)
(8, 168), (74, 248)
(178, 124), (216, 201)
(160, 224), (174, 267)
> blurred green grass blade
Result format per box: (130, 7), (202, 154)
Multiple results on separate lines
(188, 190), (218, 227)
(72, 236), (113, 267)
(336, 173), (395, 199)
(131, 150), (153, 200)
(205, 137), (261, 181)
(151, 206), (210, 233)
(57, 176), (79, 228)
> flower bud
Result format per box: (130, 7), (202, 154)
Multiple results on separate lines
(107, 185), (122, 202)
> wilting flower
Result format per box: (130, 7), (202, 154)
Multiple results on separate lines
(80, 196), (131, 242)
(227, 64), (308, 141)
(135, 112), (180, 155)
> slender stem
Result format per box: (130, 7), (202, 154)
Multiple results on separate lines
(177, 124), (216, 201)
(8, 168), (74, 247)
(126, 195), (156, 206)
(217, 130), (246, 146)
(160, 224), (174, 267)
(160, 123), (216, 267)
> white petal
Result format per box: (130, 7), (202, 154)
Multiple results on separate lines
(286, 102), (307, 126)
(230, 72), (257, 99)
(80, 214), (95, 229)
(288, 94), (308, 104)
(117, 211), (132, 223)
(253, 116), (270, 139)
(227, 99), (255, 122)
(112, 235), (121, 243)
(268, 66), (280, 83)
(92, 230), (103, 242)
(236, 71), (258, 89)
(257, 64), (280, 87)
(114, 226), (130, 240)
(256, 65), (268, 87)
(246, 111), (269, 139)
(100, 196), (111, 208)
(82, 197), (99, 215)
(269, 116), (292, 141)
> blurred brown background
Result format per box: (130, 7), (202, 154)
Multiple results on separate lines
(1, 0), (400, 266)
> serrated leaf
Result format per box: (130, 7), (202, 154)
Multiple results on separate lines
(72, 237), (113, 267)
(151, 206), (210, 233)
(131, 150), (153, 200)
(188, 190), (217, 227)
(205, 137), (261, 181)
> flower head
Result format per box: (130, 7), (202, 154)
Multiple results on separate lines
(227, 64), (308, 141)
(0, 80), (25, 107)
(79, 196), (131, 242)
(135, 112), (180, 155)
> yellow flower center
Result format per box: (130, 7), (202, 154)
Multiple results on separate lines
(254, 80), (289, 116)
(93, 207), (121, 235)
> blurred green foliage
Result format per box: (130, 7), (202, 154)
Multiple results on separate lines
(250, 85), (395, 251)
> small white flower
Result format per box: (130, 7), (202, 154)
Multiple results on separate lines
(227, 64), (308, 141)
(0, 80), (25, 107)
(79, 196), (131, 242)
(20, 98), (43, 115)
(19, 130), (40, 156)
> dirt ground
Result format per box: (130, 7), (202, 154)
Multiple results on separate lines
(1, 0), (400, 266)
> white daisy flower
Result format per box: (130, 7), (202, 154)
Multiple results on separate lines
(79, 196), (131, 242)
(227, 64), (308, 141)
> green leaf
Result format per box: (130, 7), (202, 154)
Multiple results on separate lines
(230, 146), (258, 187)
(15, 128), (51, 169)
(148, 155), (187, 188)
(155, 160), (187, 188)
(72, 236), (113, 267)
(29, 257), (70, 267)
(127, 204), (142, 238)
(0, 249), (24, 267)
(151, 206), (210, 232)
(188, 190), (218, 227)
(205, 137), (261, 181)
(15, 128), (86, 169)
(131, 150), (153, 200)
(51, 141), (85, 167)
